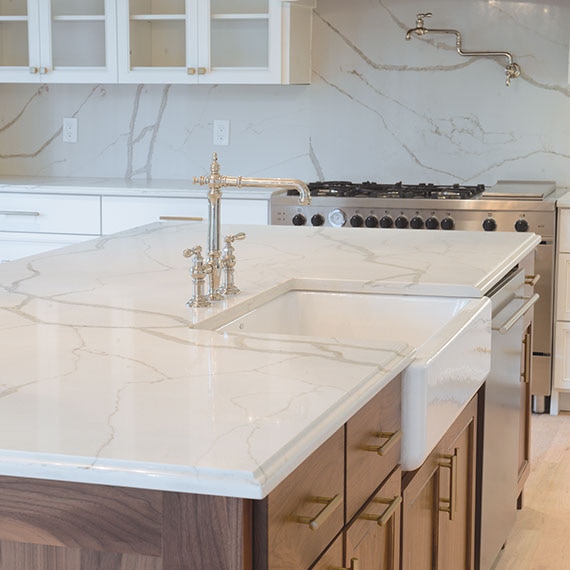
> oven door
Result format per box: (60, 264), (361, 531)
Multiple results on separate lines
(478, 267), (539, 570)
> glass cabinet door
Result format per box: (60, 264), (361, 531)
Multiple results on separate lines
(42, 0), (117, 82)
(0, 0), (40, 82)
(205, 0), (280, 84)
(118, 0), (199, 83)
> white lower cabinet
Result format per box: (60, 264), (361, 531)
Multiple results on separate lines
(101, 195), (268, 234)
(0, 233), (93, 264)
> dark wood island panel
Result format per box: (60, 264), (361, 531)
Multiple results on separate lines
(0, 476), (252, 570)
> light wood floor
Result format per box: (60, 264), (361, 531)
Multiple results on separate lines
(493, 411), (570, 570)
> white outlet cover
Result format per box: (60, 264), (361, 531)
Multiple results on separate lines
(213, 119), (230, 146)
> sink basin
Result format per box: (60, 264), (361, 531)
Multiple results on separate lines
(199, 289), (492, 471)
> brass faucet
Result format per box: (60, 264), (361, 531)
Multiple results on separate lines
(185, 153), (311, 305)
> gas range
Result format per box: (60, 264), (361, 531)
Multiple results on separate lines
(270, 180), (557, 236)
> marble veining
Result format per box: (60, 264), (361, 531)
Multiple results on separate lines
(0, 223), (538, 497)
(0, 1), (567, 188)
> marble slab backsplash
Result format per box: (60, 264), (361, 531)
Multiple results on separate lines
(0, 0), (569, 188)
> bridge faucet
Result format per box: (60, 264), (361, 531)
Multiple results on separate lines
(191, 152), (311, 301)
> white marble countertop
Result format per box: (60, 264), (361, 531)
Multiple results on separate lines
(0, 175), (274, 199)
(557, 191), (570, 207)
(0, 223), (539, 499)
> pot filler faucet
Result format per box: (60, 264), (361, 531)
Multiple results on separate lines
(183, 152), (311, 308)
(405, 12), (521, 86)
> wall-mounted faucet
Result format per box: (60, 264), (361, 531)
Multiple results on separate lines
(405, 12), (521, 87)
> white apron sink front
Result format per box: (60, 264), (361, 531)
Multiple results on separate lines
(197, 289), (492, 471)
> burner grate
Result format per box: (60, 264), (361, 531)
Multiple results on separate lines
(291, 181), (486, 200)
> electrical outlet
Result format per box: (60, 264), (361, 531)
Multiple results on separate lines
(63, 117), (78, 143)
(213, 119), (230, 146)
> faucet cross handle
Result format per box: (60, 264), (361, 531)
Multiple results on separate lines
(416, 12), (432, 26)
(220, 232), (246, 296)
(182, 245), (212, 308)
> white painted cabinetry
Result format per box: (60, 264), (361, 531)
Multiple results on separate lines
(117, 0), (314, 85)
(0, 0), (117, 83)
(552, 208), (570, 412)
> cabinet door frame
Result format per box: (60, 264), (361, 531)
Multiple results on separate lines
(117, 0), (200, 84)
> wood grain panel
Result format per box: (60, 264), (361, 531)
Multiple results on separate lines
(163, 493), (251, 570)
(0, 541), (162, 570)
(0, 477), (162, 557)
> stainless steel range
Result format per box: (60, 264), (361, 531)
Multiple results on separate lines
(270, 179), (557, 412)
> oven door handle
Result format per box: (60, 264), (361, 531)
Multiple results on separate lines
(493, 293), (539, 335)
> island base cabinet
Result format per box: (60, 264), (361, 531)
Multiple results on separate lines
(400, 395), (478, 570)
(0, 477), (252, 570)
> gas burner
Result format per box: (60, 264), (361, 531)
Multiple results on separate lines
(293, 181), (486, 200)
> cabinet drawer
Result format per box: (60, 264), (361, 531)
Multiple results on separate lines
(0, 233), (93, 263)
(254, 427), (344, 569)
(557, 253), (570, 321)
(0, 194), (100, 235)
(559, 209), (570, 252)
(346, 375), (401, 522)
(102, 196), (268, 234)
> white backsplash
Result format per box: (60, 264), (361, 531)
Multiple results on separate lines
(0, 0), (569, 187)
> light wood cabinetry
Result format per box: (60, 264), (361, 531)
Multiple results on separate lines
(400, 395), (478, 570)
(0, 0), (117, 83)
(552, 208), (570, 413)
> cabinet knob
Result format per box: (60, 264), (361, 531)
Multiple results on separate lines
(198, 67), (207, 75)
(187, 67), (196, 75)
(39, 67), (48, 74)
(364, 430), (402, 456)
(295, 493), (343, 531)
(360, 495), (402, 526)
(29, 67), (39, 74)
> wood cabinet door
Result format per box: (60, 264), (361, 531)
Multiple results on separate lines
(437, 397), (477, 570)
(401, 395), (478, 570)
(345, 467), (401, 570)
(311, 534), (344, 569)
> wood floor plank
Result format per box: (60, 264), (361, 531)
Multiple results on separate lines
(493, 411), (570, 570)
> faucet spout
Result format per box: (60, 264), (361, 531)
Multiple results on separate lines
(192, 152), (311, 300)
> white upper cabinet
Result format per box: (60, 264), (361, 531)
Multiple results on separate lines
(0, 0), (117, 83)
(117, 0), (315, 84)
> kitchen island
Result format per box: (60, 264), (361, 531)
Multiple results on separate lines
(0, 222), (539, 568)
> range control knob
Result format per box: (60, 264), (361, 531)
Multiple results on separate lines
(425, 216), (439, 230)
(350, 214), (364, 227)
(292, 213), (307, 226)
(482, 218), (497, 232)
(328, 208), (347, 228)
(395, 215), (409, 229)
(380, 215), (394, 228)
(410, 216), (424, 229)
(311, 213), (325, 227)
(441, 217), (454, 230)
(515, 218), (529, 232)
(365, 215), (379, 228)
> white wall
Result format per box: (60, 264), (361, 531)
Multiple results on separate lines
(0, 0), (569, 187)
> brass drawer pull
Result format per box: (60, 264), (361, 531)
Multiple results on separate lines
(361, 495), (402, 526)
(187, 67), (196, 75)
(525, 274), (541, 286)
(198, 66), (207, 75)
(159, 216), (203, 222)
(439, 449), (458, 521)
(0, 210), (40, 217)
(296, 493), (343, 531)
(365, 430), (402, 456)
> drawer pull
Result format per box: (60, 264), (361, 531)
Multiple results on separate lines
(365, 430), (402, 456)
(198, 66), (207, 75)
(0, 210), (40, 217)
(187, 67), (196, 75)
(360, 495), (402, 526)
(158, 216), (203, 222)
(439, 450), (458, 521)
(296, 493), (343, 531)
(525, 274), (541, 286)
